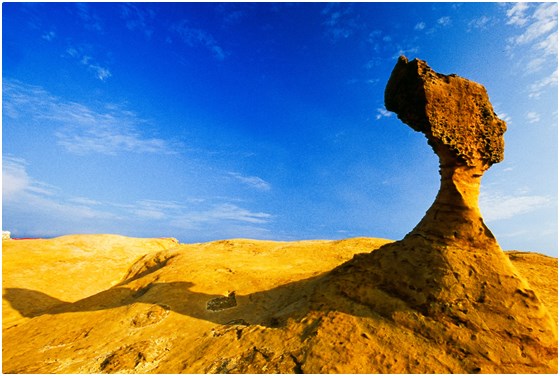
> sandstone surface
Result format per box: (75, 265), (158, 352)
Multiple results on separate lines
(2, 235), (557, 373)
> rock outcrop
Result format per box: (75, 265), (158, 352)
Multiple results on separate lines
(325, 56), (557, 372)
(2, 231), (11, 241)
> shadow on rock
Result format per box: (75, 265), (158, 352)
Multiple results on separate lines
(4, 273), (333, 328)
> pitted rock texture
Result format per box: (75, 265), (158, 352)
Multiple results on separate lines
(385, 56), (507, 248)
(385, 55), (506, 168)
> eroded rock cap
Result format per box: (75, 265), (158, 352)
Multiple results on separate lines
(385, 56), (506, 168)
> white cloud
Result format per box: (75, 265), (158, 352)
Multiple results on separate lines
(3, 156), (274, 239)
(3, 156), (117, 223)
(393, 46), (419, 60)
(171, 203), (272, 229)
(66, 47), (79, 58)
(130, 200), (186, 220)
(496, 112), (512, 124)
(321, 3), (360, 41)
(171, 20), (226, 60)
(89, 65), (111, 81)
(506, 2), (557, 84)
(467, 15), (493, 31)
(206, 204), (271, 224)
(512, 3), (557, 46)
(69, 197), (103, 206)
(528, 69), (558, 99)
(536, 31), (558, 56)
(2, 156), (33, 201)
(3, 79), (175, 155)
(525, 57), (546, 73)
(437, 16), (452, 27)
(506, 2), (530, 26)
(41, 31), (56, 41)
(229, 172), (271, 191)
(55, 121), (168, 155)
(414, 22), (426, 31)
(120, 3), (156, 38)
(480, 191), (551, 222)
(375, 108), (392, 120)
(65, 46), (111, 81)
(74, 3), (103, 32)
(133, 208), (167, 220)
(526, 111), (540, 123)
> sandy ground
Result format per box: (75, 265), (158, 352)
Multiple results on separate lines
(2, 234), (557, 373)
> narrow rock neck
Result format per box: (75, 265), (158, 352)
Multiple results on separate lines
(405, 145), (497, 248)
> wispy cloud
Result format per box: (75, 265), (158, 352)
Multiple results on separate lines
(493, 102), (513, 124)
(120, 3), (156, 38)
(171, 203), (272, 229)
(414, 22), (426, 31)
(437, 16), (452, 27)
(509, 3), (557, 47)
(3, 156), (117, 225)
(525, 56), (547, 73)
(321, 3), (361, 41)
(393, 46), (419, 60)
(480, 190), (552, 222)
(505, 2), (557, 97)
(171, 20), (226, 60)
(375, 108), (392, 120)
(228, 172), (271, 191)
(365, 30), (397, 67)
(3, 79), (175, 155)
(506, 2), (530, 26)
(130, 200), (186, 220)
(528, 69), (558, 99)
(496, 112), (512, 124)
(41, 30), (56, 41)
(74, 3), (103, 32)
(3, 155), (273, 240)
(526, 111), (541, 124)
(467, 15), (494, 31)
(66, 46), (111, 81)
(415, 14), (453, 35)
(68, 197), (103, 206)
(126, 199), (273, 239)
(215, 3), (252, 27)
(2, 156), (36, 201)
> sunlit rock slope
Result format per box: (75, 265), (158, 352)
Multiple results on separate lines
(2, 235), (557, 373)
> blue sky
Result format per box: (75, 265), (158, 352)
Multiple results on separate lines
(2, 2), (558, 255)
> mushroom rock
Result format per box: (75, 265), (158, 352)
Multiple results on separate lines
(384, 56), (506, 247)
(324, 56), (557, 372)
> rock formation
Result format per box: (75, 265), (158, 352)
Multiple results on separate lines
(385, 55), (506, 248)
(326, 56), (557, 371)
